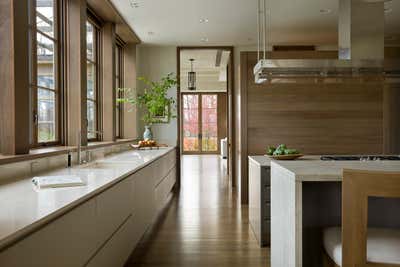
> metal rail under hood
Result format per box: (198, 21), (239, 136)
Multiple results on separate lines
(254, 59), (399, 81)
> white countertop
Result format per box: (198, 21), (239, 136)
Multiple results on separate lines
(271, 156), (400, 181)
(248, 155), (272, 167)
(0, 147), (175, 250)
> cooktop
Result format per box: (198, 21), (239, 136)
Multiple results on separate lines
(320, 155), (400, 161)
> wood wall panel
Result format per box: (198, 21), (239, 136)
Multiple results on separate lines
(247, 82), (383, 155)
(102, 23), (116, 141)
(238, 51), (386, 204)
(0, 0), (30, 155)
(383, 82), (400, 154)
(66, 0), (87, 146)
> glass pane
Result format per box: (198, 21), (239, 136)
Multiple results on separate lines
(37, 32), (55, 89)
(38, 89), (56, 142)
(86, 22), (95, 61)
(183, 95), (199, 151)
(202, 95), (218, 152)
(87, 61), (96, 99)
(87, 100), (96, 139)
(36, 0), (54, 37)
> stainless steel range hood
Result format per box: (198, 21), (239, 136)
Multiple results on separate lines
(253, 0), (398, 82)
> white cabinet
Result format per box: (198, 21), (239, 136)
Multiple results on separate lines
(86, 215), (138, 267)
(133, 165), (156, 234)
(0, 148), (177, 267)
(155, 167), (176, 211)
(0, 198), (99, 267)
(96, 178), (133, 244)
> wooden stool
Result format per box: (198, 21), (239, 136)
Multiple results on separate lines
(323, 169), (400, 267)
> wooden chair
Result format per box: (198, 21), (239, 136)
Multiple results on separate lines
(323, 169), (400, 267)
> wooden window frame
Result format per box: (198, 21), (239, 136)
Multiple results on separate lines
(115, 37), (125, 139)
(29, 0), (63, 148)
(86, 11), (102, 142)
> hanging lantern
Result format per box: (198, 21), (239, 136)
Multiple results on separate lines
(188, 58), (196, 90)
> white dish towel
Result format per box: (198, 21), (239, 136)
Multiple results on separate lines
(32, 175), (84, 189)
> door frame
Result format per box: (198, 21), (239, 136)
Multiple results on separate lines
(177, 46), (235, 186)
(181, 92), (225, 155)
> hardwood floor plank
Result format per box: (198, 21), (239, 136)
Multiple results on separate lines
(125, 155), (269, 267)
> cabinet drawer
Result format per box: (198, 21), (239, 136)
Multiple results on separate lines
(87, 215), (137, 267)
(0, 199), (99, 267)
(96, 178), (133, 244)
(155, 167), (176, 210)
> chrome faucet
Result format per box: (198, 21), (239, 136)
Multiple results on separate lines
(77, 130), (104, 165)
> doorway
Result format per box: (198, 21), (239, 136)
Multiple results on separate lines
(177, 47), (234, 185)
(182, 93), (227, 154)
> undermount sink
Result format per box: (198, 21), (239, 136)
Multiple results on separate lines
(80, 161), (135, 169)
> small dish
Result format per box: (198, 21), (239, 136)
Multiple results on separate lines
(265, 154), (304, 160)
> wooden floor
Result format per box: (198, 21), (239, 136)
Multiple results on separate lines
(125, 155), (269, 267)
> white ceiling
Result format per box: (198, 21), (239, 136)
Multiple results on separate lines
(179, 50), (229, 92)
(110, 0), (400, 46)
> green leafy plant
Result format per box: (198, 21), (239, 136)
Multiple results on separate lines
(117, 73), (177, 125)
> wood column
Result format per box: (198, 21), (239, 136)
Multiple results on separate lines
(123, 43), (138, 139)
(102, 22), (116, 141)
(383, 82), (400, 154)
(0, 0), (30, 155)
(66, 0), (87, 146)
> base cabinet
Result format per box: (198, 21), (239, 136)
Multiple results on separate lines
(0, 149), (177, 267)
(0, 198), (99, 267)
(86, 215), (139, 267)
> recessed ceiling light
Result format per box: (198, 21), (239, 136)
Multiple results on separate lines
(199, 18), (209, 23)
(201, 37), (209, 42)
(319, 8), (332, 14)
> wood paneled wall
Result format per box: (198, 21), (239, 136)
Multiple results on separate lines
(238, 51), (388, 204)
(102, 22), (116, 141)
(0, 0), (30, 155)
(66, 0), (88, 146)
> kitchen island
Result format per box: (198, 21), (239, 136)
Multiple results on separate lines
(270, 156), (400, 267)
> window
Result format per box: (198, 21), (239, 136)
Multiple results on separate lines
(86, 18), (100, 140)
(115, 40), (124, 138)
(30, 0), (61, 146)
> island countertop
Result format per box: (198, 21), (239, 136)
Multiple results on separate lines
(271, 155), (400, 182)
(0, 147), (175, 251)
(270, 155), (400, 267)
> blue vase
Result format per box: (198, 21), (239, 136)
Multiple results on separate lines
(143, 125), (153, 140)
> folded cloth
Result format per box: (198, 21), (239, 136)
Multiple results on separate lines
(32, 175), (84, 189)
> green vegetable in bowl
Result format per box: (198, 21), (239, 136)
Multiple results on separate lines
(267, 146), (276, 155)
(266, 144), (300, 156)
(284, 148), (299, 155)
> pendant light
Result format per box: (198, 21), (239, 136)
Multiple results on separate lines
(254, 0), (270, 84)
(188, 59), (196, 90)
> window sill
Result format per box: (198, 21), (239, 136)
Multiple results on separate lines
(0, 138), (138, 166)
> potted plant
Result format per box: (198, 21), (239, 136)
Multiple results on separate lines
(117, 73), (177, 140)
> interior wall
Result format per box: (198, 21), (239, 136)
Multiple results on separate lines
(136, 45), (178, 145)
(237, 50), (391, 204)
